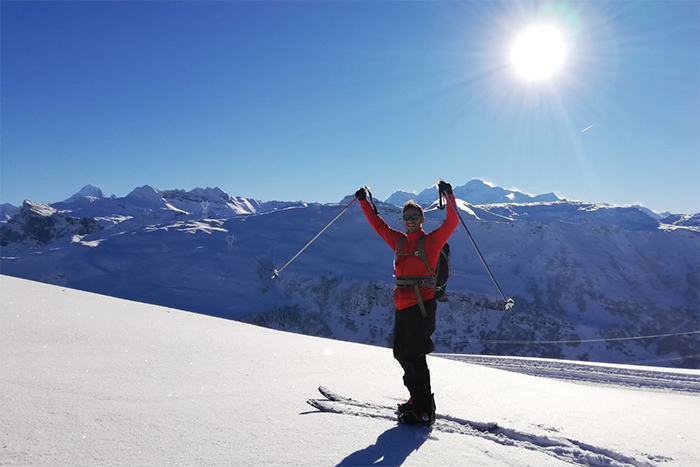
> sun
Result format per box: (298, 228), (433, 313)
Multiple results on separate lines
(510, 25), (566, 81)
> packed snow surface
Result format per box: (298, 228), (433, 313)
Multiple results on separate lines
(1, 276), (699, 466)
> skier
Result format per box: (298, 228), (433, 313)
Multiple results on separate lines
(355, 180), (458, 426)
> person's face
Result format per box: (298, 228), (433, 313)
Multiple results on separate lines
(403, 208), (423, 234)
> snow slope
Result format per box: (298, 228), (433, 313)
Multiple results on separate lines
(2, 276), (699, 467)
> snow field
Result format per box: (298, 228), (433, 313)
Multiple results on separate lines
(1, 275), (698, 466)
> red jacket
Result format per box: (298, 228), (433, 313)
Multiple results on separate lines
(360, 194), (459, 310)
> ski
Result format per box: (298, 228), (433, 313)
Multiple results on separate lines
(308, 387), (657, 467)
(310, 386), (499, 433)
(307, 398), (398, 424)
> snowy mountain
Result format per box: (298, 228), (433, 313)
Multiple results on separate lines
(47, 184), (265, 220)
(0, 200), (103, 247)
(62, 183), (106, 203)
(1, 183), (698, 369)
(385, 179), (560, 207)
(0, 203), (21, 221)
(661, 213), (700, 228)
(633, 205), (673, 221)
(2, 275), (699, 466)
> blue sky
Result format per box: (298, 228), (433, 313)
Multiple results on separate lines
(1, 1), (698, 214)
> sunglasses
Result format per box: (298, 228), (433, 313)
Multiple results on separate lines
(402, 214), (421, 221)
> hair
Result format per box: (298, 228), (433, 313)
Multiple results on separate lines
(402, 200), (424, 216)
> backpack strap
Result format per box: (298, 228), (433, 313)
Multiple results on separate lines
(395, 235), (434, 276)
(394, 235), (435, 318)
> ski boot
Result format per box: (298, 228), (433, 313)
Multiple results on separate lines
(397, 398), (414, 414)
(398, 409), (435, 427)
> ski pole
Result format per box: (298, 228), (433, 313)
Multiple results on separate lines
(271, 196), (358, 279)
(442, 188), (515, 310)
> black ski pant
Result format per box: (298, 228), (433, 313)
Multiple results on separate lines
(392, 298), (437, 415)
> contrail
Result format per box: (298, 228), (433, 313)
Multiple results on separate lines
(581, 124), (595, 133)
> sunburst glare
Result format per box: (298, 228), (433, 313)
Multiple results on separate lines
(511, 25), (566, 81)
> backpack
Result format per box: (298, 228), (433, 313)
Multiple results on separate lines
(395, 235), (451, 300)
(434, 242), (451, 299)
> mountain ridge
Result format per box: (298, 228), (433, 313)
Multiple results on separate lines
(385, 179), (561, 207)
(2, 177), (693, 217)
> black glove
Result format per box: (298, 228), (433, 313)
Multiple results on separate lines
(438, 180), (452, 195)
(355, 187), (367, 201)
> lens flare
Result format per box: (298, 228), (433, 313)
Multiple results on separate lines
(511, 25), (566, 81)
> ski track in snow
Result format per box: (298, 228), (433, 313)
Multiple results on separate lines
(308, 388), (659, 467)
(435, 354), (700, 394)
